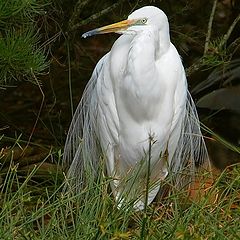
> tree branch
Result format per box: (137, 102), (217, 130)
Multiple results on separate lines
(69, 0), (128, 32)
(204, 0), (218, 55)
(68, 0), (90, 27)
(220, 13), (240, 49)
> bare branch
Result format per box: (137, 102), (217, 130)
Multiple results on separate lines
(68, 0), (91, 27)
(69, 0), (128, 32)
(204, 0), (218, 55)
(220, 13), (240, 49)
(186, 58), (204, 77)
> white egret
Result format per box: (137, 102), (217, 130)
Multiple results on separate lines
(63, 6), (209, 209)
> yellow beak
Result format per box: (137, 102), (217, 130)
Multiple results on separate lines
(82, 19), (136, 38)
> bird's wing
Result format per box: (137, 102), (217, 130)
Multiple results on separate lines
(63, 54), (107, 186)
(170, 91), (210, 185)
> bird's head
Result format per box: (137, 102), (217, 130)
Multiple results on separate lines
(82, 6), (168, 38)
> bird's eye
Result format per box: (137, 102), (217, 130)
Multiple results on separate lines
(141, 18), (147, 24)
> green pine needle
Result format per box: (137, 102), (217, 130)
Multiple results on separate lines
(0, 29), (49, 85)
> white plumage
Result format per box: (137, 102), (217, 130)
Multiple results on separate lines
(63, 6), (209, 210)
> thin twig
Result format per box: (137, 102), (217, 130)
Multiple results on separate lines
(0, 126), (9, 131)
(140, 135), (153, 239)
(186, 58), (204, 77)
(21, 70), (45, 155)
(70, 0), (128, 32)
(68, 0), (90, 27)
(220, 13), (240, 49)
(204, 0), (218, 55)
(66, 40), (74, 117)
(1, 136), (49, 149)
(187, 12), (240, 76)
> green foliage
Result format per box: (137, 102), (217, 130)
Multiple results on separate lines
(0, 0), (50, 87)
(0, 30), (48, 85)
(0, 0), (47, 29)
(0, 152), (240, 239)
(202, 37), (228, 69)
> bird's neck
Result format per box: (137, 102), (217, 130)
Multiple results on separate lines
(128, 27), (171, 81)
(157, 25), (171, 59)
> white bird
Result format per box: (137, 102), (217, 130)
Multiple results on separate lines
(63, 6), (209, 210)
